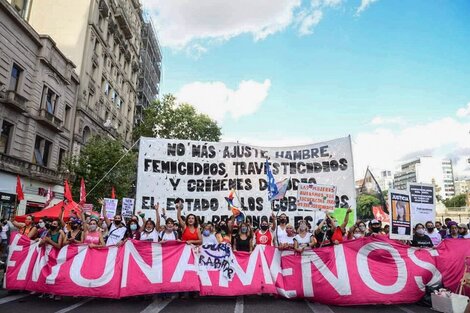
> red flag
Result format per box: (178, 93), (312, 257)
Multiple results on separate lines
(373, 205), (390, 223)
(79, 178), (86, 204)
(111, 186), (116, 199)
(64, 180), (73, 202)
(16, 175), (24, 201)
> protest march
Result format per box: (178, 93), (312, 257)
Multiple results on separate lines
(1, 136), (469, 310)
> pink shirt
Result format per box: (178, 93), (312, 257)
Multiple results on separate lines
(83, 231), (100, 245)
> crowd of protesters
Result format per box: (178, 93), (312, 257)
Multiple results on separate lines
(0, 197), (469, 300)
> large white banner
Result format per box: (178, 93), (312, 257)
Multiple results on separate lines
(136, 136), (355, 227)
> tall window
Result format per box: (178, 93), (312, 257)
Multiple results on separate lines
(9, 63), (22, 92)
(33, 135), (52, 167)
(42, 86), (59, 115)
(64, 105), (71, 130)
(0, 121), (13, 154)
(58, 148), (66, 170)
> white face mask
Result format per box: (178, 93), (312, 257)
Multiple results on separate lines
(38, 222), (45, 228)
(353, 233), (362, 239)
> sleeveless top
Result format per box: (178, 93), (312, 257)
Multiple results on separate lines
(84, 231), (101, 245)
(255, 230), (273, 245)
(182, 227), (199, 241)
(21, 226), (34, 237)
(49, 232), (60, 243)
(235, 235), (251, 252)
(67, 230), (82, 241)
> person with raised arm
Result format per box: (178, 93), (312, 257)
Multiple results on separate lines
(100, 198), (126, 246)
(177, 198), (202, 245)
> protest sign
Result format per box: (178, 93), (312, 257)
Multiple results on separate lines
(389, 189), (412, 240)
(82, 204), (93, 214)
(103, 198), (118, 219)
(121, 198), (135, 218)
(136, 136), (355, 227)
(332, 207), (355, 228)
(197, 244), (235, 280)
(5, 233), (470, 304)
(296, 183), (336, 212)
(408, 183), (435, 226)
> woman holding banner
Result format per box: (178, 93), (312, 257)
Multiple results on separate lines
(82, 216), (105, 248)
(100, 199), (127, 246)
(233, 222), (253, 252)
(294, 221), (316, 253)
(11, 215), (37, 239)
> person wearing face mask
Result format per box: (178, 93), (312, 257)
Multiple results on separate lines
(159, 218), (179, 242)
(216, 220), (232, 244)
(11, 214), (38, 239)
(355, 221), (367, 236)
(202, 223), (218, 245)
(347, 225), (364, 240)
(64, 217), (83, 245)
(294, 221), (316, 253)
(410, 223), (433, 247)
(234, 222), (253, 252)
(424, 221), (442, 246)
(39, 219), (65, 249)
(100, 198), (127, 246)
(275, 213), (289, 246)
(36, 218), (49, 239)
(140, 219), (159, 242)
(126, 219), (141, 240)
(458, 223), (470, 239)
(435, 221), (446, 238)
(277, 224), (296, 250)
(83, 217), (105, 248)
(255, 213), (276, 246)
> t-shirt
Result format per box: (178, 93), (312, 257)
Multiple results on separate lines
(278, 235), (295, 245)
(160, 231), (177, 242)
(411, 234), (433, 248)
(106, 223), (127, 246)
(463, 233), (470, 239)
(140, 230), (159, 242)
(202, 233), (218, 245)
(293, 233), (312, 248)
(426, 230), (442, 246)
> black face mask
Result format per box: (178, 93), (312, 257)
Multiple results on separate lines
(50, 225), (57, 231)
(372, 227), (380, 233)
(260, 225), (269, 231)
(71, 225), (79, 230)
(279, 218), (287, 224)
(114, 220), (121, 225)
(427, 227), (434, 232)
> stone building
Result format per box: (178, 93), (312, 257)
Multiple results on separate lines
(0, 0), (79, 217)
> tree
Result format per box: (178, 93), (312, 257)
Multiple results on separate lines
(65, 136), (137, 208)
(133, 94), (222, 142)
(443, 194), (467, 208)
(356, 194), (381, 220)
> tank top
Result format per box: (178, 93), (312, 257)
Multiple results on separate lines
(182, 227), (199, 241)
(49, 232), (60, 244)
(67, 230), (82, 241)
(255, 230), (273, 245)
(21, 226), (34, 237)
(235, 235), (251, 252)
(84, 231), (101, 245)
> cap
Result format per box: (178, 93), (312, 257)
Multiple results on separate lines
(316, 219), (324, 226)
(458, 223), (468, 229)
(371, 219), (381, 225)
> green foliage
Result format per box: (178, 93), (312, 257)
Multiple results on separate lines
(443, 194), (467, 208)
(65, 136), (137, 208)
(356, 194), (381, 220)
(132, 94), (222, 142)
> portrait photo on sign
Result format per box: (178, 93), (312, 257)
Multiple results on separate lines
(392, 200), (410, 222)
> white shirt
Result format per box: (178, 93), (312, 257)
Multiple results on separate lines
(293, 233), (312, 248)
(106, 223), (127, 246)
(202, 233), (218, 245)
(427, 229), (442, 246)
(140, 229), (159, 242)
(276, 225), (288, 244)
(463, 233), (470, 239)
(279, 235), (295, 245)
(160, 231), (177, 241)
(1, 224), (8, 240)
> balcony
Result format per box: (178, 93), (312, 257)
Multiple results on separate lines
(0, 153), (64, 185)
(114, 7), (133, 39)
(99, 0), (109, 16)
(1, 90), (28, 112)
(36, 109), (63, 132)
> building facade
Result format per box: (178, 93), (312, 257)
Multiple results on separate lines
(393, 157), (456, 200)
(136, 14), (162, 124)
(0, 0), (79, 217)
(454, 179), (470, 196)
(25, 0), (142, 151)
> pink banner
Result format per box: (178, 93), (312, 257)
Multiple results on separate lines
(5, 234), (470, 305)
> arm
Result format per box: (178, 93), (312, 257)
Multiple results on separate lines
(154, 203), (161, 229)
(293, 239), (302, 253)
(309, 235), (317, 248)
(187, 230), (202, 245)
(249, 237), (254, 252)
(100, 199), (111, 228)
(11, 219), (25, 230)
(177, 205), (185, 230)
(270, 212), (277, 232)
(315, 220), (326, 235)
(233, 237), (238, 252)
(59, 205), (66, 227)
(27, 227), (38, 239)
(340, 208), (353, 231)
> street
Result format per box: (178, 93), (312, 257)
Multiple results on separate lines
(0, 290), (436, 313)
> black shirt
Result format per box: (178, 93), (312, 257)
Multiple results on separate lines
(235, 235), (251, 252)
(411, 234), (433, 248)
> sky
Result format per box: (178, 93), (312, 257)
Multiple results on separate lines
(142, 0), (470, 179)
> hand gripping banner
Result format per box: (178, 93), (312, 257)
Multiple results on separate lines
(5, 234), (470, 305)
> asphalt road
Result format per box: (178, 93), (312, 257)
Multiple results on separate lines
(0, 290), (438, 313)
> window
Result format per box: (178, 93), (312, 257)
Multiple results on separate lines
(42, 86), (59, 115)
(0, 121), (13, 154)
(12, 0), (30, 18)
(64, 105), (71, 129)
(111, 89), (116, 102)
(103, 80), (110, 95)
(58, 148), (66, 169)
(9, 63), (22, 92)
(33, 135), (52, 167)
